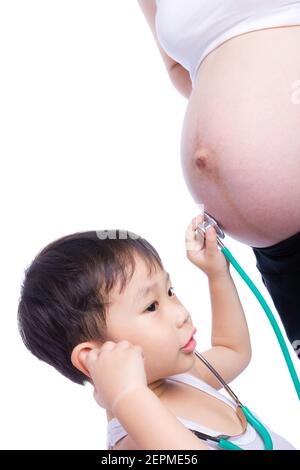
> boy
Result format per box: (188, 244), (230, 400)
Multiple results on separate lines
(18, 214), (295, 450)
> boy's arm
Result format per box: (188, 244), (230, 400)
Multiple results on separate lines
(190, 273), (252, 390)
(112, 386), (209, 450)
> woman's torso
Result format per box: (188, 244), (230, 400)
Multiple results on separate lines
(156, 1), (300, 248)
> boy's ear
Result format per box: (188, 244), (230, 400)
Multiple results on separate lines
(71, 341), (101, 379)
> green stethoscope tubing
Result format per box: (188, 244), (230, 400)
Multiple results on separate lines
(219, 406), (273, 450)
(221, 245), (300, 401)
(194, 348), (274, 450)
(195, 213), (300, 450)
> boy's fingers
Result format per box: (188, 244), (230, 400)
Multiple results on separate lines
(205, 226), (218, 254)
(193, 213), (205, 233)
(186, 213), (204, 241)
(187, 213), (206, 252)
(80, 349), (99, 369)
(185, 220), (193, 243)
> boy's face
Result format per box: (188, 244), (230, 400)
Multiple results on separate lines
(105, 255), (196, 386)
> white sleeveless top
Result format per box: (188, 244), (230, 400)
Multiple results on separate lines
(155, 0), (300, 87)
(106, 372), (296, 450)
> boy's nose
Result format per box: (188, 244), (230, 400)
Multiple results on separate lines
(175, 307), (191, 326)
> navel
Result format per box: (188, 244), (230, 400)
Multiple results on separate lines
(194, 147), (218, 180)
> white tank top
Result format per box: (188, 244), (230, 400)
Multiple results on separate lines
(155, 0), (300, 87)
(106, 372), (296, 450)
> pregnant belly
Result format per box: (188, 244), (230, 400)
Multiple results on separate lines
(180, 26), (300, 248)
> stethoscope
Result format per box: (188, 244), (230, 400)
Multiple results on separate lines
(192, 350), (273, 450)
(189, 211), (300, 450)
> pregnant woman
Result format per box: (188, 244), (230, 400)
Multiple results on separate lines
(137, 0), (300, 356)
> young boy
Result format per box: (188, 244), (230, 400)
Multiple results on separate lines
(17, 214), (296, 450)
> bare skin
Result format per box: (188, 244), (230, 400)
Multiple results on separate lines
(103, 225), (251, 437)
(181, 25), (300, 248)
(107, 359), (245, 436)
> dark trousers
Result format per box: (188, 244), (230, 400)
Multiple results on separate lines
(251, 231), (300, 359)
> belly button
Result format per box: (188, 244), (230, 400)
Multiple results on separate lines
(194, 148), (216, 177)
(195, 155), (207, 170)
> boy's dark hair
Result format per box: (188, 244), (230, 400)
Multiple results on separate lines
(17, 230), (163, 385)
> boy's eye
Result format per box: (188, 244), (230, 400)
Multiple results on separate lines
(169, 286), (175, 296)
(144, 287), (176, 313)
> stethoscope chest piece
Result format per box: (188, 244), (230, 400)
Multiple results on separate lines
(196, 211), (225, 248)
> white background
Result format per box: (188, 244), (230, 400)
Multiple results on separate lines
(0, 0), (299, 450)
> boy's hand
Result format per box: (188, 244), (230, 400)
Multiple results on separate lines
(185, 213), (230, 279)
(80, 340), (148, 413)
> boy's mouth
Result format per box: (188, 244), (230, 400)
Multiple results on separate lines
(180, 327), (197, 349)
